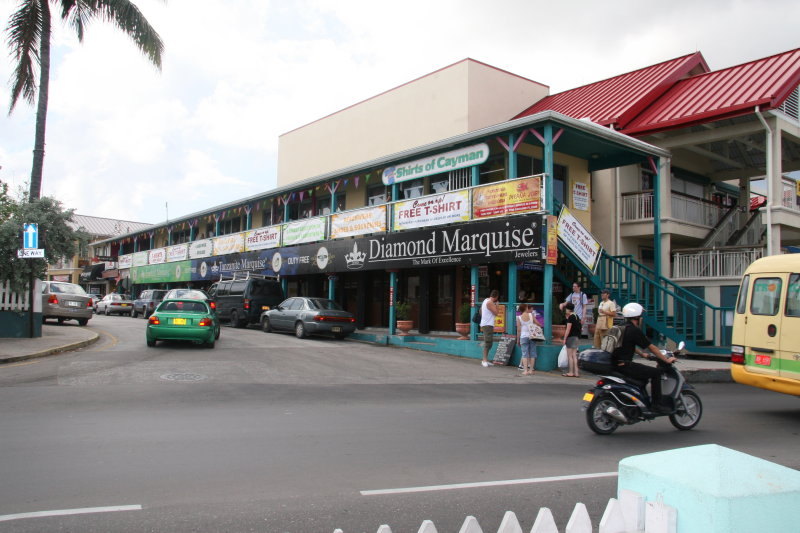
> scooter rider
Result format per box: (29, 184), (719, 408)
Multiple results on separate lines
(612, 303), (677, 413)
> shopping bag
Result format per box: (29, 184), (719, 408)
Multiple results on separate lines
(557, 345), (568, 368)
(531, 323), (545, 341)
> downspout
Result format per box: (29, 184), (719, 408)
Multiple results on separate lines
(754, 106), (773, 256)
(615, 168), (621, 254)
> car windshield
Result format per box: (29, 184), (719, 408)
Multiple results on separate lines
(159, 300), (209, 313)
(51, 283), (87, 295)
(167, 289), (207, 299)
(308, 299), (343, 311)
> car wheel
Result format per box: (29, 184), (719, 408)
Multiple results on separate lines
(147, 339), (156, 347)
(215, 325), (221, 340)
(206, 339), (215, 349)
(104, 307), (110, 316)
(230, 309), (244, 328)
(295, 321), (307, 339)
(261, 317), (273, 333)
(131, 308), (138, 318)
(334, 333), (346, 340)
(57, 318), (65, 325)
(77, 318), (89, 326)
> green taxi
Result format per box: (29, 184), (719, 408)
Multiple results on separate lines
(146, 299), (219, 348)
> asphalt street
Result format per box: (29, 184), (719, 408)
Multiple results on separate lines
(0, 315), (798, 533)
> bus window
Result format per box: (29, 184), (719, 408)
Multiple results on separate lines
(750, 277), (782, 316)
(787, 274), (800, 317)
(735, 274), (749, 314)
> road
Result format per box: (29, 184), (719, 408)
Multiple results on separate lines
(1, 315), (798, 532)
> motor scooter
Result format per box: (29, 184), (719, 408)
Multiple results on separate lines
(579, 342), (703, 434)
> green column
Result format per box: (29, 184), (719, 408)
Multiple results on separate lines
(470, 266), (479, 340)
(508, 133), (518, 179)
(543, 124), (554, 342)
(246, 211), (252, 230)
(328, 275), (335, 300)
(389, 271), (398, 335)
(653, 157), (662, 278)
(508, 261), (517, 336)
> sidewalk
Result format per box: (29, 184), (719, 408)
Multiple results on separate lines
(0, 326), (731, 382)
(0, 324), (99, 365)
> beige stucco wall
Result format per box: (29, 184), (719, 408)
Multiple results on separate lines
(277, 59), (549, 186)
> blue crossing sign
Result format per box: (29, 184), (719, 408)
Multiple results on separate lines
(24, 223), (38, 249)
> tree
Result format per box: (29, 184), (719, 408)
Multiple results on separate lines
(5, 0), (164, 200)
(0, 192), (88, 292)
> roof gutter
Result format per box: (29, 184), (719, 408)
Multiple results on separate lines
(754, 106), (773, 256)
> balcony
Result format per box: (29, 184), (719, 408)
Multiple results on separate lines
(622, 190), (727, 227)
(672, 246), (764, 280)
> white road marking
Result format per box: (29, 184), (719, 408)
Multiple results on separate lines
(361, 472), (618, 496)
(0, 505), (142, 522)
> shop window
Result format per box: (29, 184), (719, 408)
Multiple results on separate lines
(517, 154), (534, 178)
(479, 154), (505, 182)
(430, 175), (449, 194)
(400, 179), (424, 199)
(367, 185), (386, 206)
(335, 193), (345, 213)
(533, 158), (567, 206)
(172, 229), (190, 244)
(219, 217), (242, 236)
(316, 195), (331, 216)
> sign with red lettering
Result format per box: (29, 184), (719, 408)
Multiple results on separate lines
(392, 190), (470, 231)
(557, 206), (602, 273)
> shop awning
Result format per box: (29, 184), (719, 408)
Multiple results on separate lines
(79, 263), (105, 281)
(101, 269), (119, 279)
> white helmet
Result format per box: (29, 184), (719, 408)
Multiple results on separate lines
(622, 302), (644, 318)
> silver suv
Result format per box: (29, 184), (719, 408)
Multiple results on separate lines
(41, 281), (93, 326)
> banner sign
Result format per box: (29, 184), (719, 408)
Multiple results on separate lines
(330, 206), (387, 239)
(546, 214), (558, 265)
(245, 226), (282, 251)
(131, 260), (191, 284)
(392, 190), (470, 231)
(472, 176), (542, 219)
(189, 238), (213, 259)
(187, 213), (546, 282)
(283, 217), (326, 246)
(132, 251), (149, 267)
(148, 248), (166, 265)
(557, 206), (602, 272)
(118, 254), (133, 269)
(213, 233), (245, 255)
(382, 143), (490, 185)
(167, 244), (188, 262)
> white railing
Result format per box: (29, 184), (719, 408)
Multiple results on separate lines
(333, 489), (674, 533)
(0, 279), (34, 311)
(782, 180), (800, 212)
(671, 193), (725, 227)
(622, 191), (726, 227)
(672, 247), (764, 279)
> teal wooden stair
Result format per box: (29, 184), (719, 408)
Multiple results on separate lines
(556, 241), (731, 355)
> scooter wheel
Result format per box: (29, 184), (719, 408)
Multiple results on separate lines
(669, 390), (702, 430)
(586, 394), (620, 435)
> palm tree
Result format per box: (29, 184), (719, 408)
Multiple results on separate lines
(5, 0), (164, 200)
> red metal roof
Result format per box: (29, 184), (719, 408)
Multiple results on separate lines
(623, 48), (800, 135)
(513, 52), (709, 129)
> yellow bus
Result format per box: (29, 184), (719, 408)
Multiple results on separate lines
(731, 254), (800, 396)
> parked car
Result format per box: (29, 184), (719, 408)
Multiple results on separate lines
(89, 293), (104, 311)
(209, 273), (284, 328)
(41, 281), (93, 326)
(96, 293), (134, 316)
(146, 299), (218, 348)
(260, 297), (356, 339)
(132, 289), (169, 318)
(162, 288), (220, 339)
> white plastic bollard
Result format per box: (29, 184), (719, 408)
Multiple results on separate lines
(619, 489), (645, 531)
(530, 507), (559, 533)
(645, 496), (677, 533)
(565, 502), (592, 533)
(376, 525), (393, 533)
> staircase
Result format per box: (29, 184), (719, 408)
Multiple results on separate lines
(556, 242), (731, 355)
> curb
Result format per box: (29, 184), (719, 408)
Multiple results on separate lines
(0, 332), (100, 365)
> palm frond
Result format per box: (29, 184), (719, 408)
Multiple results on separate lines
(94, 0), (164, 69)
(5, 0), (43, 111)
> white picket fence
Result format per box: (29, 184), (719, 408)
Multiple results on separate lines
(0, 279), (33, 311)
(333, 489), (675, 533)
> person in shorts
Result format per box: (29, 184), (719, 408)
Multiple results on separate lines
(516, 303), (540, 375)
(562, 302), (582, 377)
(479, 290), (500, 367)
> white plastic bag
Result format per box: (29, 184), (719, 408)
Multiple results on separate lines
(558, 345), (568, 368)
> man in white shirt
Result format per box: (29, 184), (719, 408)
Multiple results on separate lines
(480, 290), (500, 367)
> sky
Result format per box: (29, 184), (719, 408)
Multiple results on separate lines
(1, 0), (798, 226)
